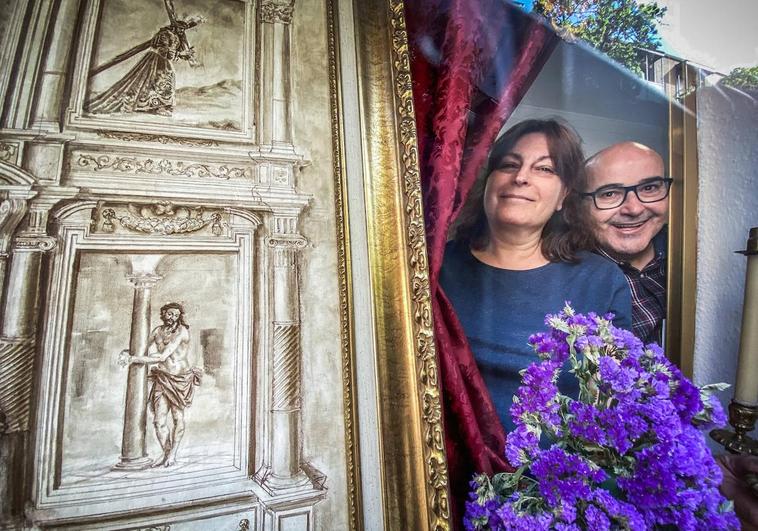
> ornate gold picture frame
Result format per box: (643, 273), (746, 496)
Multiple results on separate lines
(0, 0), (698, 529)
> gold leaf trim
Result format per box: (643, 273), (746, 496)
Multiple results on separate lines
(327, 0), (363, 527)
(388, 0), (451, 528)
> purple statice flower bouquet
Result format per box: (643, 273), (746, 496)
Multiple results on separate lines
(465, 304), (739, 531)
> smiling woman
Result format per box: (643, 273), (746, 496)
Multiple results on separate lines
(439, 119), (633, 434)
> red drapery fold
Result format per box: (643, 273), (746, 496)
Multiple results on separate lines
(405, 0), (557, 524)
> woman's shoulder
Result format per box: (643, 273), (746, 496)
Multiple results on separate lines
(442, 239), (472, 265)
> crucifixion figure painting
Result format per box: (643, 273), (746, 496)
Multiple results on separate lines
(87, 0), (204, 116)
(120, 302), (203, 467)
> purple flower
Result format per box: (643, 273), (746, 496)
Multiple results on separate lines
(505, 425), (539, 467)
(530, 448), (606, 506)
(510, 361), (561, 429)
(583, 504), (610, 531)
(466, 305), (738, 530)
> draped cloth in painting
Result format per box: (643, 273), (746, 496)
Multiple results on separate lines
(405, 0), (558, 523)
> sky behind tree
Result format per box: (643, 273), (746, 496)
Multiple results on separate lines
(515, 0), (758, 73)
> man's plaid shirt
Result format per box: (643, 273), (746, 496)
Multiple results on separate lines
(598, 237), (667, 345)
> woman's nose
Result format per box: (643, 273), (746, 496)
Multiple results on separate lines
(514, 168), (529, 185)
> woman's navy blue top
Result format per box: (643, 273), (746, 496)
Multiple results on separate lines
(440, 240), (633, 433)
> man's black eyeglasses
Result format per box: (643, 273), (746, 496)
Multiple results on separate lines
(582, 177), (673, 210)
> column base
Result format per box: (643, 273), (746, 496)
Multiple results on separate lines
(254, 465), (322, 496)
(112, 456), (152, 471)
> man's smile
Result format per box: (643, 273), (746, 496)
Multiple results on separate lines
(610, 218), (652, 233)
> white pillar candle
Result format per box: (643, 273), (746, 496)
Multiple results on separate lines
(735, 228), (758, 406)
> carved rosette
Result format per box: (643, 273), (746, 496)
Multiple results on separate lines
(259, 0), (294, 24)
(0, 339), (36, 433)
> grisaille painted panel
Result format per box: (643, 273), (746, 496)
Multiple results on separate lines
(0, 0), (360, 529)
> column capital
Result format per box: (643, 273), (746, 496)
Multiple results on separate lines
(267, 235), (307, 249)
(12, 234), (56, 252)
(126, 273), (163, 289)
(259, 0), (295, 24)
(0, 197), (30, 255)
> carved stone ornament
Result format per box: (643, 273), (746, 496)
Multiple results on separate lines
(75, 154), (251, 180)
(267, 236), (307, 248)
(99, 202), (226, 236)
(0, 142), (19, 164)
(0, 339), (36, 433)
(259, 0), (294, 24)
(13, 235), (57, 251)
(96, 130), (219, 147)
(238, 519), (250, 531)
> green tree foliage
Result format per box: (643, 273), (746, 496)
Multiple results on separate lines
(531, 0), (667, 74)
(720, 66), (758, 92)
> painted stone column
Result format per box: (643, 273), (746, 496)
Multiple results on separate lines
(0, 192), (61, 522)
(1, 189), (76, 434)
(114, 256), (163, 469)
(31, 0), (81, 130)
(259, 0), (294, 151)
(265, 227), (308, 490)
(0, 195), (32, 308)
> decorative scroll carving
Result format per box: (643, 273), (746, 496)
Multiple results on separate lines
(75, 154), (251, 180)
(237, 519), (250, 531)
(100, 203), (225, 236)
(272, 324), (300, 409)
(96, 130), (219, 147)
(267, 236), (306, 249)
(0, 198), (29, 254)
(389, 0), (451, 526)
(0, 142), (19, 164)
(259, 0), (294, 24)
(13, 235), (57, 251)
(0, 339), (36, 433)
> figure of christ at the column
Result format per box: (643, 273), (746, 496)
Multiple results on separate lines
(119, 302), (202, 467)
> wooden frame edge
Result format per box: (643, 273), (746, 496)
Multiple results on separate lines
(666, 62), (699, 379)
(327, 0), (364, 528)
(351, 0), (452, 528)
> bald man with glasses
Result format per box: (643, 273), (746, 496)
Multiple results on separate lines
(583, 142), (670, 345)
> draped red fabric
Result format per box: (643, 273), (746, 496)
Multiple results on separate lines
(405, 1), (558, 525)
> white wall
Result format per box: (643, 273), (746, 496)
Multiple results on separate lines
(694, 86), (758, 417)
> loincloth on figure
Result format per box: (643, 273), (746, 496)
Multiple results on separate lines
(148, 367), (203, 411)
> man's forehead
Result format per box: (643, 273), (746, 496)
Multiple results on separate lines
(587, 150), (663, 186)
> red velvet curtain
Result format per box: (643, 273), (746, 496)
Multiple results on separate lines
(405, 0), (557, 524)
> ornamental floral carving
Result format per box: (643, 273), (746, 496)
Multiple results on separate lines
(96, 130), (219, 147)
(76, 154), (251, 180)
(259, 0), (294, 23)
(100, 202), (225, 236)
(0, 142), (19, 164)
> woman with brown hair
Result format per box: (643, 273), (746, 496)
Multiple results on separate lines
(440, 118), (632, 432)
